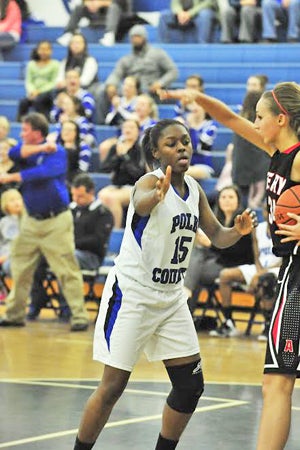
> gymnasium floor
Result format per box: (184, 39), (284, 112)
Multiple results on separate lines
(1, 308), (300, 449)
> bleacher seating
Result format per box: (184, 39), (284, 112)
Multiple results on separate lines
(199, 178), (218, 195)
(89, 172), (112, 192)
(0, 18), (288, 325)
(133, 0), (169, 11)
(1, 24), (299, 204)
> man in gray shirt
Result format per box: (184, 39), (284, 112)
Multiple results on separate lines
(95, 24), (179, 123)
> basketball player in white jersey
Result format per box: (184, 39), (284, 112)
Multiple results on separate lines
(73, 119), (256, 450)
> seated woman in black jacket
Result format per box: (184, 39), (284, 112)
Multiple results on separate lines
(98, 118), (147, 228)
(184, 184), (254, 335)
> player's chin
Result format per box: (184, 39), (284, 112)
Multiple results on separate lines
(175, 159), (190, 172)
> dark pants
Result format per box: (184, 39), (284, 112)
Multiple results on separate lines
(17, 91), (54, 121)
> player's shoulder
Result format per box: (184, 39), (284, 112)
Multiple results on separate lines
(135, 168), (163, 188)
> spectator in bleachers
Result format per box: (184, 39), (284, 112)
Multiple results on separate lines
(0, 117), (18, 189)
(0, 112), (89, 331)
(0, 117), (19, 203)
(100, 75), (141, 159)
(220, 0), (261, 43)
(95, 24), (178, 124)
(49, 92), (96, 147)
(99, 0), (135, 47)
(0, 138), (19, 210)
(0, 0), (21, 60)
(71, 173), (114, 268)
(132, 93), (159, 132)
(232, 73), (269, 113)
(17, 40), (59, 121)
(15, 0), (30, 21)
(176, 98), (218, 180)
(173, 74), (205, 118)
(0, 115), (12, 141)
(0, 188), (23, 277)
(261, 0), (300, 42)
(211, 206), (281, 338)
(98, 118), (147, 227)
(231, 91), (270, 208)
(50, 69), (95, 123)
(158, 0), (219, 43)
(57, 120), (92, 188)
(206, 143), (233, 207)
(56, 0), (111, 47)
(0, 138), (17, 174)
(173, 74), (217, 180)
(184, 185), (255, 330)
(0, 187), (22, 303)
(99, 93), (158, 161)
(246, 73), (268, 93)
(104, 75), (140, 126)
(56, 32), (99, 91)
(27, 173), (114, 321)
(57, 0), (132, 47)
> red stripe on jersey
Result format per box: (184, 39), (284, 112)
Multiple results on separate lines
(283, 142), (300, 154)
(272, 295), (285, 347)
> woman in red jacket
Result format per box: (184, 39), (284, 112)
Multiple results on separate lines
(0, 0), (22, 59)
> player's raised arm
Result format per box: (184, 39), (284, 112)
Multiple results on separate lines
(159, 89), (274, 155)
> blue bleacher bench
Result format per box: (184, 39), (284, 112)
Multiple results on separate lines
(5, 42), (300, 64)
(133, 0), (169, 11)
(90, 172), (112, 193)
(199, 177), (218, 195)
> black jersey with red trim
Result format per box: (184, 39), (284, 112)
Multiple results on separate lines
(266, 143), (300, 257)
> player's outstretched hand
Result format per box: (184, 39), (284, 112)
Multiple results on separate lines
(275, 213), (300, 243)
(158, 88), (200, 104)
(155, 165), (171, 202)
(234, 208), (258, 235)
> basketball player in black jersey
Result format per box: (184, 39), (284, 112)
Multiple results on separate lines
(160, 82), (300, 450)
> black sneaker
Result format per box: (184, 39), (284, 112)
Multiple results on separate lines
(70, 323), (88, 332)
(58, 306), (71, 323)
(26, 306), (40, 321)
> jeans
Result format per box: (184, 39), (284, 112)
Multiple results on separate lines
(0, 32), (18, 59)
(262, 0), (300, 40)
(75, 249), (101, 270)
(158, 9), (217, 43)
(221, 4), (261, 42)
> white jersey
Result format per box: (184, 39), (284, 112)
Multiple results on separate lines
(114, 168), (200, 292)
(256, 221), (281, 268)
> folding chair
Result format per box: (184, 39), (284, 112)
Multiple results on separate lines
(194, 281), (225, 327)
(244, 293), (264, 336)
(80, 228), (125, 309)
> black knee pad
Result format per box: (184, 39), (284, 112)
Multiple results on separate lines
(166, 359), (204, 414)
